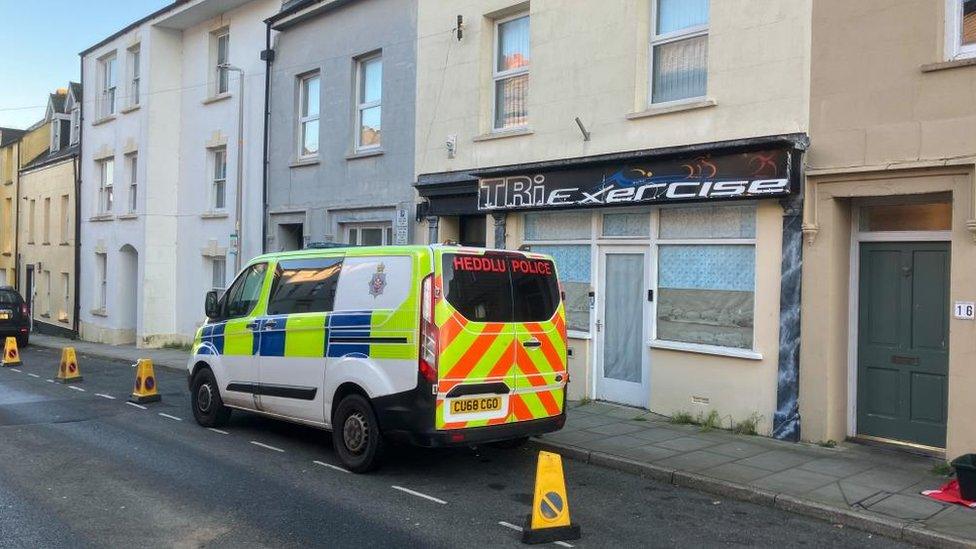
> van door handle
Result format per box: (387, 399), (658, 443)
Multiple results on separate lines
(245, 321), (261, 331)
(522, 338), (541, 349)
(263, 320), (279, 330)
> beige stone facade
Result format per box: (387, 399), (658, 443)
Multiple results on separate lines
(801, 0), (976, 457)
(416, 0), (812, 436)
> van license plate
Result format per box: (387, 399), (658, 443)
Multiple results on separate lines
(451, 396), (502, 415)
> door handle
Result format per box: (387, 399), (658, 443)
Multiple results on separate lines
(245, 321), (261, 331)
(522, 338), (541, 349)
(263, 320), (279, 330)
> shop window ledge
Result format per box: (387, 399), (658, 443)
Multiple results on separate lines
(202, 92), (232, 106)
(473, 127), (534, 142)
(921, 57), (976, 73)
(290, 157), (320, 168)
(346, 148), (384, 161)
(627, 98), (716, 120)
(649, 339), (763, 361)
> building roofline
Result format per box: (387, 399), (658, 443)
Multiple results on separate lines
(266, 0), (361, 29)
(79, 1), (191, 57)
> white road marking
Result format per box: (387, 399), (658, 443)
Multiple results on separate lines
(46, 379), (54, 383)
(497, 522), (573, 547)
(27, 373), (39, 378)
(95, 393), (116, 400)
(68, 386), (86, 392)
(313, 460), (351, 474)
(158, 413), (182, 422)
(391, 485), (447, 505)
(207, 428), (229, 435)
(250, 441), (285, 453)
(9, 368), (21, 372)
(125, 401), (147, 410)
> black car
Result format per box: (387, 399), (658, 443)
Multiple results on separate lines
(0, 286), (29, 347)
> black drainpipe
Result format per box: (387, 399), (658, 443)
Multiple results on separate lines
(72, 53), (84, 338)
(260, 21), (274, 254)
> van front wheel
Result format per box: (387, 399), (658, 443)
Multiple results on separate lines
(191, 368), (231, 427)
(332, 394), (384, 473)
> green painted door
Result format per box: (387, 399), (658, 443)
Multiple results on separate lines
(857, 242), (949, 448)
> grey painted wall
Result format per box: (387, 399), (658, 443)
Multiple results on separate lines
(266, 0), (417, 250)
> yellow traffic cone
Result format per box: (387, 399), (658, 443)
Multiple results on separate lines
(56, 347), (83, 383)
(1, 337), (21, 367)
(521, 451), (581, 544)
(129, 358), (161, 403)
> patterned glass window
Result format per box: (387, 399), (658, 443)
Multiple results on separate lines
(603, 213), (650, 237)
(524, 212), (590, 241)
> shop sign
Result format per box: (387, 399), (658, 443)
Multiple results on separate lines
(477, 149), (792, 211)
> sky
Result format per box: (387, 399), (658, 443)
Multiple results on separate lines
(0, 0), (171, 129)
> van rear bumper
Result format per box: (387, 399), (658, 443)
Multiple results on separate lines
(374, 389), (566, 448)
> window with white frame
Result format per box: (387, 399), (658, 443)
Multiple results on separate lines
(28, 199), (35, 243)
(493, 13), (530, 130)
(96, 253), (107, 311)
(650, 0), (709, 104)
(60, 194), (69, 243)
(947, 0), (976, 59)
(127, 45), (141, 106)
(522, 211), (593, 334)
(43, 197), (50, 244)
(298, 72), (320, 158)
(213, 29), (230, 95)
(126, 153), (138, 213)
(99, 53), (117, 117)
(655, 204), (755, 350)
(344, 222), (393, 246)
(210, 147), (227, 211)
(211, 256), (227, 293)
(69, 106), (80, 144)
(356, 54), (382, 149)
(59, 272), (69, 322)
(97, 158), (114, 214)
(51, 118), (62, 152)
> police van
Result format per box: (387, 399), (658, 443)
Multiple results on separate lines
(188, 245), (568, 472)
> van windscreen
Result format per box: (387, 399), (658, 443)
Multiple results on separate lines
(441, 253), (560, 323)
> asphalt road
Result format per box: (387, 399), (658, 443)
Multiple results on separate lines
(0, 346), (914, 548)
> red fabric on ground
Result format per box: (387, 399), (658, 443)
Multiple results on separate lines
(922, 480), (976, 509)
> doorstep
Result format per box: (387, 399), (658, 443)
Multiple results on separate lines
(532, 400), (976, 549)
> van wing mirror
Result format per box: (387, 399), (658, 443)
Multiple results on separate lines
(204, 290), (221, 319)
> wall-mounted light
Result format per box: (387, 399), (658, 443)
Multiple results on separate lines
(454, 15), (464, 41)
(574, 117), (591, 142)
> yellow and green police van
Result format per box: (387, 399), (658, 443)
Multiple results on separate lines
(188, 244), (568, 472)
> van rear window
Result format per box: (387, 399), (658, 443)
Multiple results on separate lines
(441, 253), (560, 323)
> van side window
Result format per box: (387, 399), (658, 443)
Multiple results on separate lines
(223, 263), (268, 319)
(267, 257), (343, 315)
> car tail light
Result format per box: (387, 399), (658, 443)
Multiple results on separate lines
(419, 273), (438, 384)
(20, 303), (28, 317)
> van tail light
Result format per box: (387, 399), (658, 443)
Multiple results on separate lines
(419, 274), (438, 384)
(558, 282), (566, 303)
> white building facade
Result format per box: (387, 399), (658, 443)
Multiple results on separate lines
(79, 0), (276, 346)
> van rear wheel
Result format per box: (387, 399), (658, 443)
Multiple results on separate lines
(332, 394), (384, 473)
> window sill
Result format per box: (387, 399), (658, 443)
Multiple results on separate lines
(58, 317), (69, 324)
(473, 127), (534, 142)
(39, 313), (50, 319)
(3, 180), (12, 186)
(59, 242), (71, 246)
(346, 148), (384, 160)
(90, 308), (108, 317)
(200, 211), (229, 219)
(921, 57), (976, 73)
(117, 213), (138, 220)
(41, 241), (50, 246)
(627, 97), (716, 120)
(91, 115), (116, 127)
(120, 104), (141, 114)
(1, 252), (10, 257)
(290, 157), (320, 168)
(88, 214), (114, 222)
(202, 92), (232, 105)
(567, 330), (591, 340)
(648, 339), (763, 361)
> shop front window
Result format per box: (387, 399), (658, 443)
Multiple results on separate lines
(656, 205), (756, 350)
(523, 211), (591, 334)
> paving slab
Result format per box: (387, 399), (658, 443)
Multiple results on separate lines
(798, 456), (876, 477)
(752, 468), (840, 495)
(656, 436), (718, 452)
(703, 462), (776, 484)
(806, 481), (884, 509)
(654, 450), (735, 472)
(615, 443), (680, 463)
(736, 450), (817, 472)
(843, 467), (930, 493)
(707, 440), (770, 459)
(629, 427), (687, 444)
(583, 421), (648, 437)
(861, 492), (948, 521)
(540, 429), (608, 447)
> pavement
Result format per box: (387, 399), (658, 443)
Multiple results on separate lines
(17, 333), (975, 547)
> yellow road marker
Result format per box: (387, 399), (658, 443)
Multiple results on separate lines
(521, 451), (581, 544)
(1, 337), (21, 367)
(129, 358), (161, 404)
(56, 347), (83, 383)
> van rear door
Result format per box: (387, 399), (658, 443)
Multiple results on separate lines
(436, 251), (518, 429)
(435, 250), (566, 429)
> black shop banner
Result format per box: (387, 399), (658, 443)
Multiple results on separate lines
(477, 149), (793, 211)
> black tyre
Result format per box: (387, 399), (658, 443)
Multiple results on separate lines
(488, 436), (530, 449)
(332, 393), (384, 473)
(191, 368), (231, 427)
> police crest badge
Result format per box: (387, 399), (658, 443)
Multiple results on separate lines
(368, 263), (387, 298)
